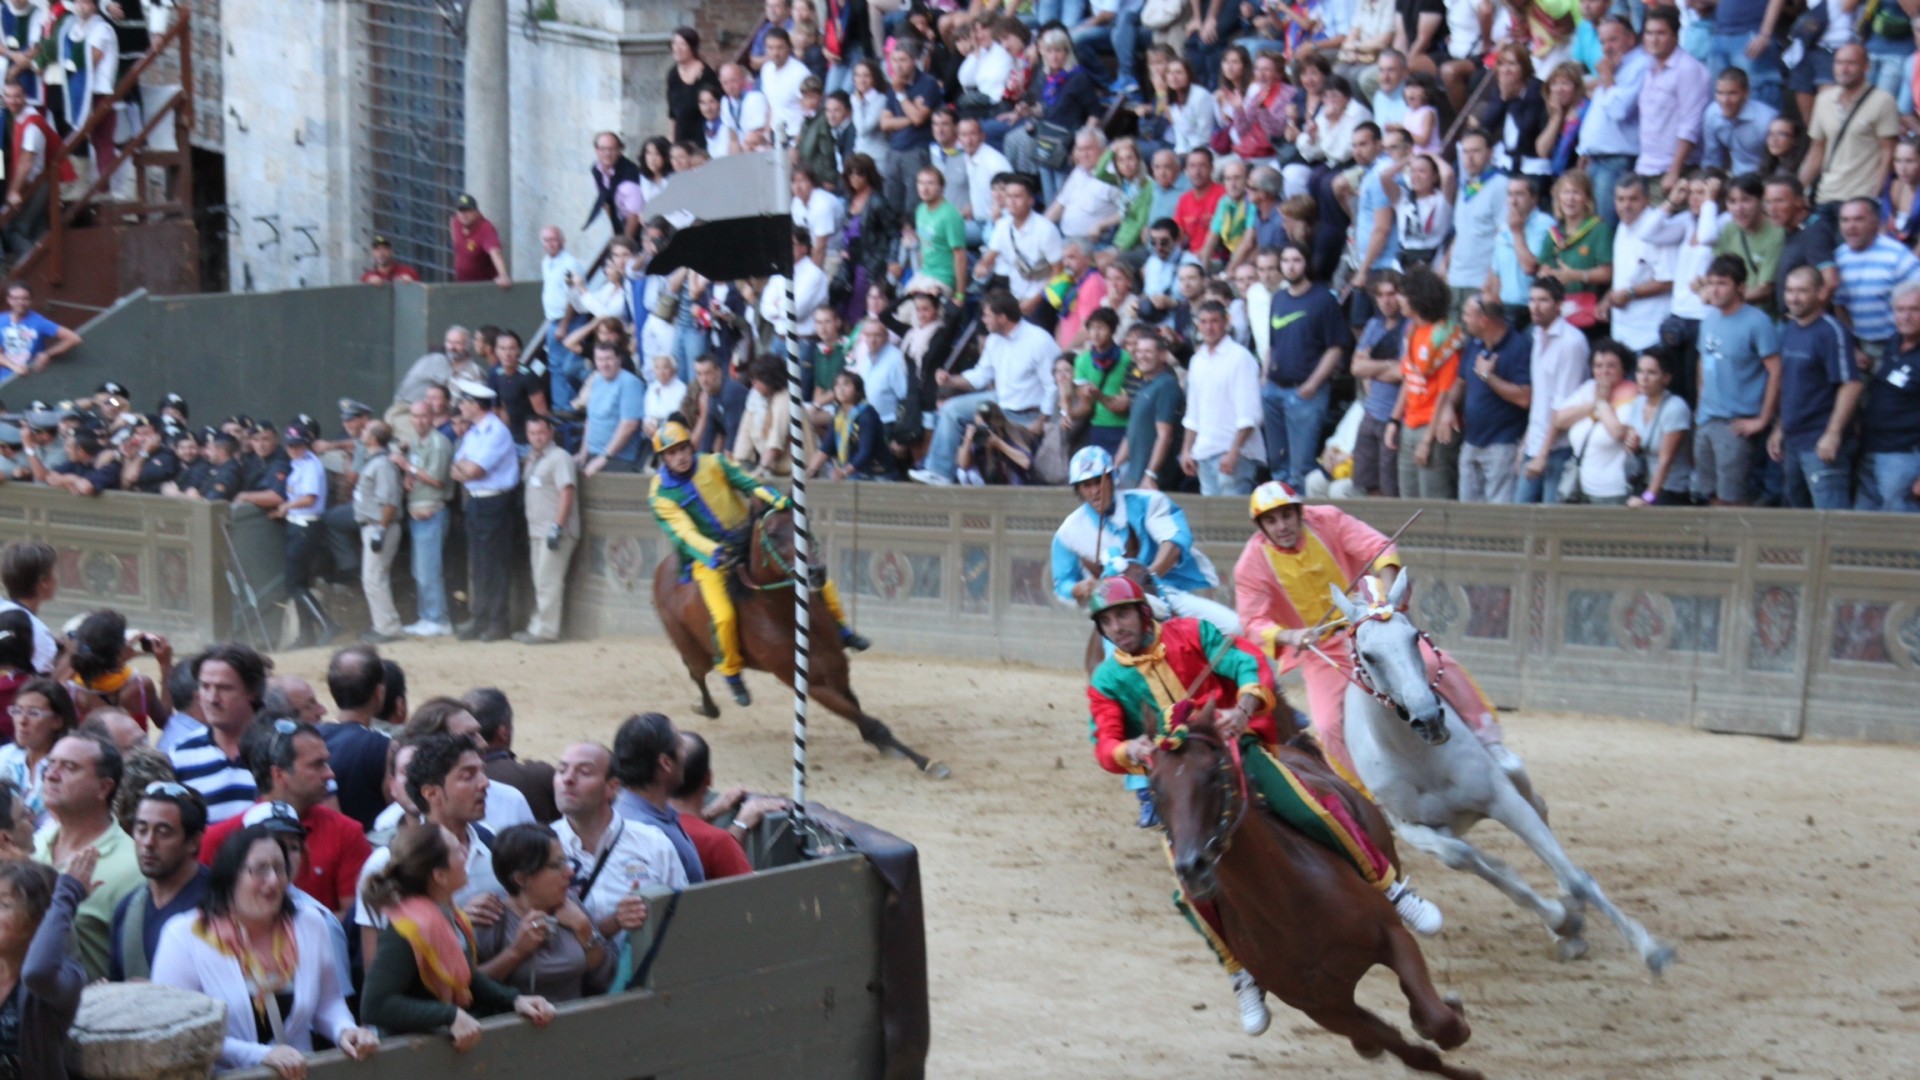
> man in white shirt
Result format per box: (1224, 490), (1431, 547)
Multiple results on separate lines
(1517, 278), (1593, 503)
(0, 539), (57, 674)
(1600, 174), (1679, 352)
(552, 742), (684, 939)
(957, 116), (1011, 245)
(758, 226), (828, 346)
(789, 166), (845, 267)
(1048, 129), (1127, 246)
(758, 28), (809, 143)
(911, 291), (1056, 485)
(569, 235), (635, 325)
(1246, 248), (1282, 364)
(718, 62), (772, 154)
(957, 19), (1014, 101)
(974, 173), (1065, 324)
(538, 225), (587, 406)
(1180, 300), (1265, 495)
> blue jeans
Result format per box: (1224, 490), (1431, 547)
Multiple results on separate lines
(1855, 449), (1920, 512)
(1781, 446), (1854, 510)
(825, 44), (866, 97)
(671, 326), (706, 384)
(926, 389), (994, 481)
(1196, 451), (1257, 495)
(1587, 155), (1633, 227)
(1073, 11), (1143, 85)
(1260, 383), (1329, 489)
(1512, 445), (1575, 504)
(548, 320), (588, 407)
(1708, 30), (1783, 110)
(1865, 37), (1915, 98)
(1036, 0), (1089, 27)
(408, 507), (449, 626)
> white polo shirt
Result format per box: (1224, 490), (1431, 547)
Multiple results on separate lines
(987, 212), (1064, 303)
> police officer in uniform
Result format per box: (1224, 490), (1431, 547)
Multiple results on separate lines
(274, 424), (337, 646)
(449, 378), (520, 642)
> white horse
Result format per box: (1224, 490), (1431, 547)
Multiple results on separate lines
(1329, 574), (1675, 974)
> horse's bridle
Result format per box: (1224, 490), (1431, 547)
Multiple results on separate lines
(734, 508), (800, 593)
(1334, 616), (1446, 720)
(1154, 725), (1250, 868)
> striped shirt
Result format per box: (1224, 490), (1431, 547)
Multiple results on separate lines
(167, 732), (257, 823)
(1835, 236), (1920, 344)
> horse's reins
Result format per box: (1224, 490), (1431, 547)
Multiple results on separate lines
(733, 506), (799, 592)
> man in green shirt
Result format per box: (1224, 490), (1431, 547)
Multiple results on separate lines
(1712, 174), (1785, 316)
(911, 165), (967, 292)
(1071, 308), (1132, 453)
(35, 731), (142, 983)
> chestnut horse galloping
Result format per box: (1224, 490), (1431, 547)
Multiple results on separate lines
(652, 507), (947, 778)
(1151, 702), (1482, 1080)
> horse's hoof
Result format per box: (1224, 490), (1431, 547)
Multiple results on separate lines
(1550, 905), (1585, 941)
(693, 700), (719, 719)
(921, 759), (952, 780)
(1555, 936), (1589, 963)
(1643, 941), (1677, 977)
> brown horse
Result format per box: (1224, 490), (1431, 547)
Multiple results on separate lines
(1150, 702), (1481, 1079)
(651, 507), (948, 779)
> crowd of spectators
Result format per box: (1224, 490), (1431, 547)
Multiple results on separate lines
(432, 0), (1919, 513)
(0, 537), (785, 1076)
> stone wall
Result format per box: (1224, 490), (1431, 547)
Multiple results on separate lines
(219, 0), (703, 290)
(219, 0), (359, 292)
(566, 482), (1920, 745)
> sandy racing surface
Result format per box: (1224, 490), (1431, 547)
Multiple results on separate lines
(278, 638), (1920, 1079)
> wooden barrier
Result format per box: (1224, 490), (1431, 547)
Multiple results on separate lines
(225, 852), (900, 1080)
(568, 482), (1920, 744)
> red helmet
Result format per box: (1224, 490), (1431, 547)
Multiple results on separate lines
(1087, 575), (1150, 621)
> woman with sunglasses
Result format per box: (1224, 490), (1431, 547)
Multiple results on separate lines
(472, 824), (612, 1003)
(0, 679), (75, 828)
(152, 823), (378, 1077)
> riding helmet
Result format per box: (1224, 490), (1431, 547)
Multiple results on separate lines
(1067, 445), (1115, 486)
(1248, 480), (1301, 520)
(1086, 574), (1150, 621)
(652, 420), (691, 454)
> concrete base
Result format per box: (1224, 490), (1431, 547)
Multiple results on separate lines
(66, 981), (226, 1079)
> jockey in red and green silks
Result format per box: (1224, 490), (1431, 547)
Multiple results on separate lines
(1082, 575), (1417, 978)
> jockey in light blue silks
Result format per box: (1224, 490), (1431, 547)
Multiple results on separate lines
(1052, 446), (1242, 635)
(1054, 445), (1244, 826)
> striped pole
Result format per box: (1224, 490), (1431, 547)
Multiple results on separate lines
(776, 140), (811, 809)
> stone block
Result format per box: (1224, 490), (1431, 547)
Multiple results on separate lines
(65, 982), (226, 1080)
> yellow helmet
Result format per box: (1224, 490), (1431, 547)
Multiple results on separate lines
(652, 420), (691, 454)
(1248, 480), (1301, 520)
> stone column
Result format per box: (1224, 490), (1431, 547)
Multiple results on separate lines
(465, 0), (512, 268)
(65, 982), (225, 1080)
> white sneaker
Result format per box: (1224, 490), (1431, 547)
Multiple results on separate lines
(1230, 971), (1271, 1036)
(405, 620), (452, 638)
(907, 468), (952, 486)
(1387, 879), (1444, 937)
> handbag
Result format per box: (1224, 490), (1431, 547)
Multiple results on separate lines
(1557, 418), (1598, 504)
(1032, 120), (1075, 171)
(650, 287), (681, 323)
(1564, 291), (1599, 329)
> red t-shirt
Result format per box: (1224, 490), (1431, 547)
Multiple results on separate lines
(361, 263), (421, 284)
(1174, 183), (1225, 254)
(681, 815), (752, 880)
(200, 802), (372, 911)
(450, 216), (502, 282)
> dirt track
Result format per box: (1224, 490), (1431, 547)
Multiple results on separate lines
(279, 638), (1920, 1079)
